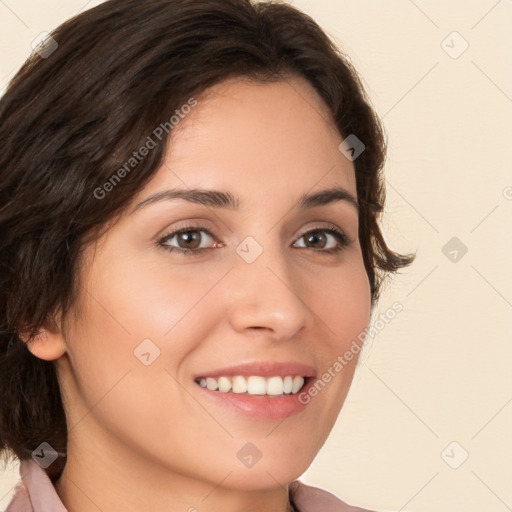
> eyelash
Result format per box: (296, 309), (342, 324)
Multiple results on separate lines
(156, 224), (352, 257)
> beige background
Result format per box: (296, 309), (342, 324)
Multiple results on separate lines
(1, 1), (511, 511)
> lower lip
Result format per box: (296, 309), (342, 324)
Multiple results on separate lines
(194, 378), (316, 420)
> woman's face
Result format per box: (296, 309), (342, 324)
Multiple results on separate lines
(47, 75), (371, 490)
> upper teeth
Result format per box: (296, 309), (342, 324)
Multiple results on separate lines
(195, 375), (305, 396)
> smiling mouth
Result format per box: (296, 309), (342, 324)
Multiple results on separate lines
(194, 375), (309, 397)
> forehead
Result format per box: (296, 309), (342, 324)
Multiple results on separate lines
(134, 75), (356, 208)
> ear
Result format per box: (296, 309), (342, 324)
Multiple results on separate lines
(20, 311), (67, 361)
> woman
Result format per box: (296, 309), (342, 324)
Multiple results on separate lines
(0, 1), (413, 511)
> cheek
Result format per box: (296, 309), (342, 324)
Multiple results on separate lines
(301, 257), (371, 412)
(60, 257), (213, 455)
(63, 253), (230, 413)
(80, 251), (219, 344)
(313, 258), (372, 347)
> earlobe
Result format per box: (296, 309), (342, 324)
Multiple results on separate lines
(19, 314), (67, 361)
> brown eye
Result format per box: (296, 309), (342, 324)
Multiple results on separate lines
(158, 227), (217, 255)
(293, 227), (350, 253)
(175, 231), (202, 249)
(303, 230), (328, 249)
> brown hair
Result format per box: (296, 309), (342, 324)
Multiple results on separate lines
(0, 0), (413, 480)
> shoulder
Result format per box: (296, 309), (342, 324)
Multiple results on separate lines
(5, 478), (31, 512)
(289, 479), (377, 512)
(4, 459), (68, 512)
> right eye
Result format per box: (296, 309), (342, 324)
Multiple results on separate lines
(157, 226), (221, 256)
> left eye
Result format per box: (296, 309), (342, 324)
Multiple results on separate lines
(292, 228), (346, 251)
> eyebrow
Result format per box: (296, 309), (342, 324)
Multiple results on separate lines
(129, 185), (358, 214)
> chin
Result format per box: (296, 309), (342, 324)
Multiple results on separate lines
(216, 450), (314, 491)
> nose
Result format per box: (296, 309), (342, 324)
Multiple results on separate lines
(226, 240), (312, 341)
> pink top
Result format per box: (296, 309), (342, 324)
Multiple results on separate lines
(5, 459), (374, 512)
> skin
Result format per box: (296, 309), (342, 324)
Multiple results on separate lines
(28, 74), (372, 512)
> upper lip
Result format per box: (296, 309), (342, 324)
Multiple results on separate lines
(194, 361), (317, 379)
